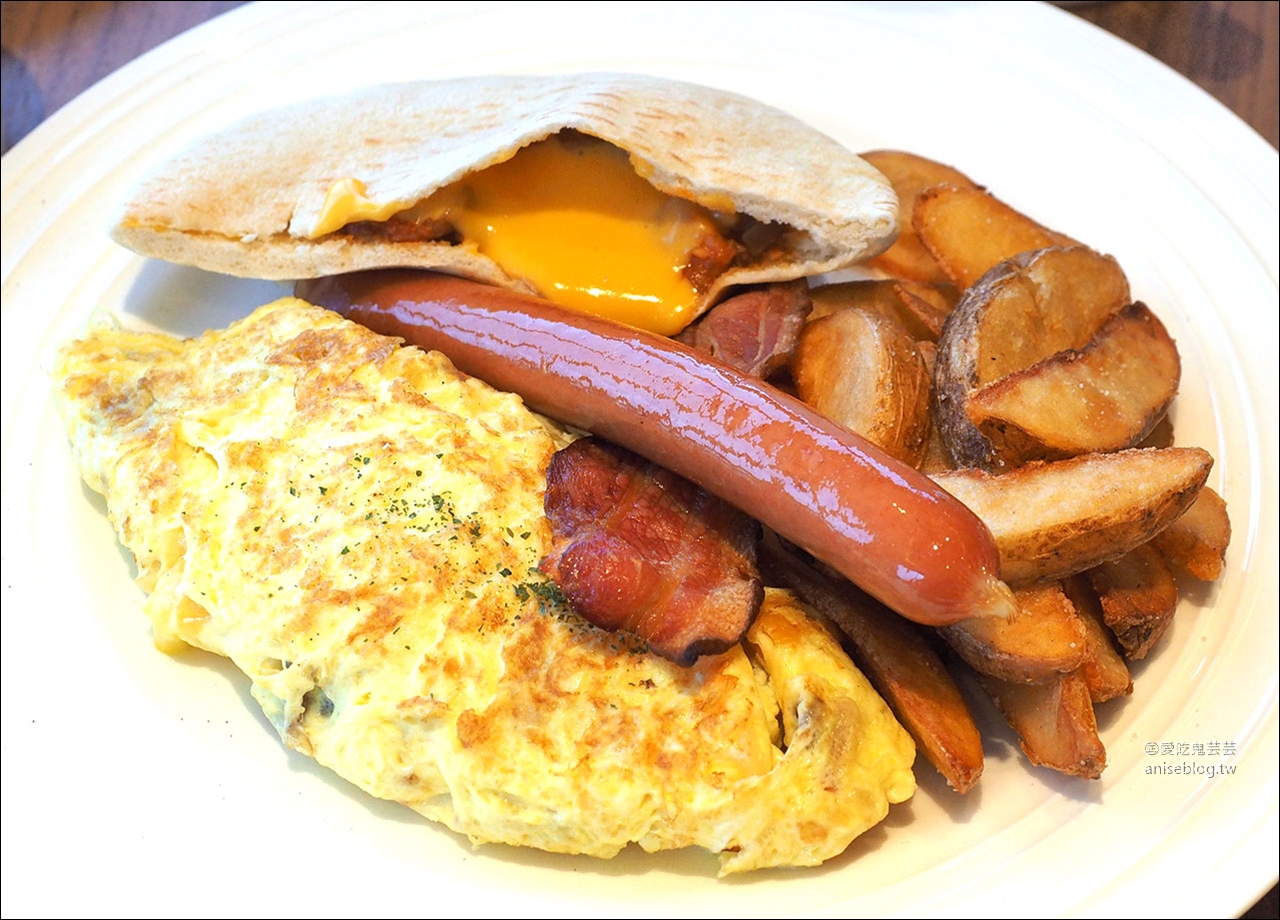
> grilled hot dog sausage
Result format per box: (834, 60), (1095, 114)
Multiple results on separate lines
(298, 270), (1015, 627)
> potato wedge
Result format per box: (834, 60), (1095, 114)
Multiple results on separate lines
(1150, 485), (1231, 580)
(892, 282), (954, 342)
(794, 306), (932, 467)
(1062, 575), (1133, 703)
(947, 247), (1132, 386)
(934, 246), (1132, 470)
(860, 150), (980, 286)
(898, 279), (958, 316)
(759, 534), (984, 794)
(1087, 542), (1180, 660)
(965, 302), (1180, 466)
(914, 185), (1079, 290)
(918, 420), (953, 476)
(940, 582), (1087, 684)
(915, 342), (957, 476)
(808, 280), (898, 322)
(931, 447), (1212, 585)
(809, 279), (951, 342)
(980, 670), (1107, 779)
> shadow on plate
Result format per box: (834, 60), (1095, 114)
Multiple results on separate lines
(119, 260), (289, 337)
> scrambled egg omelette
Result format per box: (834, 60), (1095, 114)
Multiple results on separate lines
(53, 298), (914, 874)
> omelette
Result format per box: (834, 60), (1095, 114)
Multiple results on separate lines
(53, 298), (915, 875)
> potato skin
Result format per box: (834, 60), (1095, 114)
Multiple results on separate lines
(934, 247), (1131, 471)
(966, 303), (1180, 466)
(795, 307), (932, 468)
(1087, 543), (1180, 660)
(1150, 485), (1231, 580)
(935, 309), (994, 471)
(860, 150), (980, 287)
(940, 582), (1087, 684)
(930, 447), (1212, 586)
(979, 670), (1107, 779)
(912, 184), (1078, 290)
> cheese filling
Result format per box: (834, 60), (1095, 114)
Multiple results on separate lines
(314, 133), (738, 335)
(312, 178), (402, 231)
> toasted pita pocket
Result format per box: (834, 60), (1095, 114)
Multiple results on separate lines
(111, 73), (896, 322)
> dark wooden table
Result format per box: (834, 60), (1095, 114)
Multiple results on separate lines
(3, 2), (1276, 916)
(3, 1), (1276, 154)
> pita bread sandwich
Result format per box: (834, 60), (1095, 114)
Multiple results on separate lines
(111, 73), (896, 334)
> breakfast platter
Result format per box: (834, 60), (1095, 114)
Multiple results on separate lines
(2, 2), (1276, 917)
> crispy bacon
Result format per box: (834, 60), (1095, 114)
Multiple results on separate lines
(679, 282), (811, 378)
(540, 437), (763, 665)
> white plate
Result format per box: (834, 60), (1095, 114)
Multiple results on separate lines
(3, 2), (1276, 917)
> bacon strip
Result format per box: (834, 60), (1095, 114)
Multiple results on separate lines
(540, 437), (763, 664)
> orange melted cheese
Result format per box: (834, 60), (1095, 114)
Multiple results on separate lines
(313, 179), (402, 233)
(317, 134), (730, 335)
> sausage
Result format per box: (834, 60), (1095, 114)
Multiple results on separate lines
(297, 270), (1016, 627)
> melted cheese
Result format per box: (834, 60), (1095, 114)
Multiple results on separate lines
(311, 178), (403, 237)
(314, 135), (729, 335)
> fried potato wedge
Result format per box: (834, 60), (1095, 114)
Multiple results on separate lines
(809, 280), (951, 342)
(934, 246), (1132, 470)
(931, 447), (1212, 585)
(980, 670), (1107, 779)
(915, 342), (957, 476)
(946, 247), (1132, 386)
(940, 582), (1087, 684)
(759, 534), (984, 794)
(918, 421), (953, 476)
(794, 306), (932, 467)
(964, 302), (1180, 466)
(1087, 542), (1180, 660)
(1062, 575), (1133, 703)
(898, 279), (958, 317)
(914, 185), (1079, 290)
(860, 150), (980, 286)
(1150, 485), (1231, 581)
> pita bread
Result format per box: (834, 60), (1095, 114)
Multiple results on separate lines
(111, 73), (896, 311)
